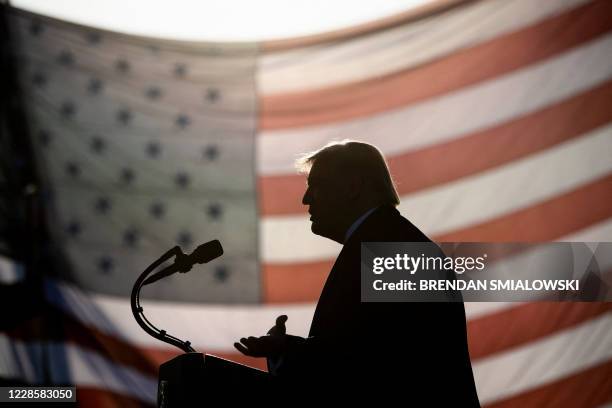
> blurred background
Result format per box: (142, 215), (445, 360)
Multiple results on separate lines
(0, 0), (611, 406)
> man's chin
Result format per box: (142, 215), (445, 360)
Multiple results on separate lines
(310, 221), (332, 240)
(310, 220), (323, 235)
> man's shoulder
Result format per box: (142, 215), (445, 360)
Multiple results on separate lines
(350, 205), (431, 243)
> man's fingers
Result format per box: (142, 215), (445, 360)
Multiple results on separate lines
(276, 315), (288, 326)
(236, 337), (257, 356)
(234, 342), (251, 356)
(235, 337), (270, 357)
(267, 315), (288, 336)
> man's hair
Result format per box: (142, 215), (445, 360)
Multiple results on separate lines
(295, 140), (400, 206)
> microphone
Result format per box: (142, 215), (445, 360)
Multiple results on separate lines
(143, 240), (223, 285)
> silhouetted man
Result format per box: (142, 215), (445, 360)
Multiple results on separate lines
(235, 141), (480, 405)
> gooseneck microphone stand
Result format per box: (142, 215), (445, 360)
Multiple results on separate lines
(130, 246), (195, 353)
(131, 244), (269, 407)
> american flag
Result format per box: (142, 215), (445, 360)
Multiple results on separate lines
(1, 0), (612, 406)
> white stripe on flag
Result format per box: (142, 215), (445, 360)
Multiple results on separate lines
(473, 313), (612, 404)
(261, 124), (612, 263)
(464, 302), (522, 321)
(259, 0), (590, 93)
(0, 335), (45, 383)
(0, 256), (25, 285)
(563, 219), (612, 243)
(258, 33), (612, 175)
(48, 341), (156, 404)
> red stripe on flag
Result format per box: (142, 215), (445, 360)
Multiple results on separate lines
(260, 80), (612, 216)
(262, 260), (333, 303)
(263, 177), (612, 302)
(468, 302), (612, 361)
(483, 360), (612, 408)
(260, 0), (612, 129)
(437, 174), (612, 242)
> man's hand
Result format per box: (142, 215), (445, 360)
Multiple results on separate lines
(233, 335), (285, 358)
(234, 315), (288, 358)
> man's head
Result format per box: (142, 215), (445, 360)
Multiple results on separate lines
(296, 140), (400, 243)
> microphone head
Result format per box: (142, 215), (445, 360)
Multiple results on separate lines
(192, 240), (223, 264)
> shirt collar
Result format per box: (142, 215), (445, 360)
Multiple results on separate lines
(344, 207), (377, 243)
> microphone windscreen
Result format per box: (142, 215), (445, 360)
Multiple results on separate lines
(192, 240), (223, 264)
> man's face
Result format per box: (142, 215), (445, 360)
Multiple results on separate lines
(302, 161), (349, 241)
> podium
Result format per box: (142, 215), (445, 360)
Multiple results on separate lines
(157, 353), (271, 407)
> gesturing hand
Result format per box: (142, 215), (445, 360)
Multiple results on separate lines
(234, 315), (288, 358)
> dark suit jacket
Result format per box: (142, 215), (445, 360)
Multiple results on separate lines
(273, 205), (480, 405)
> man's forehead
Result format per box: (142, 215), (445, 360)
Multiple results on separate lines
(307, 160), (336, 182)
